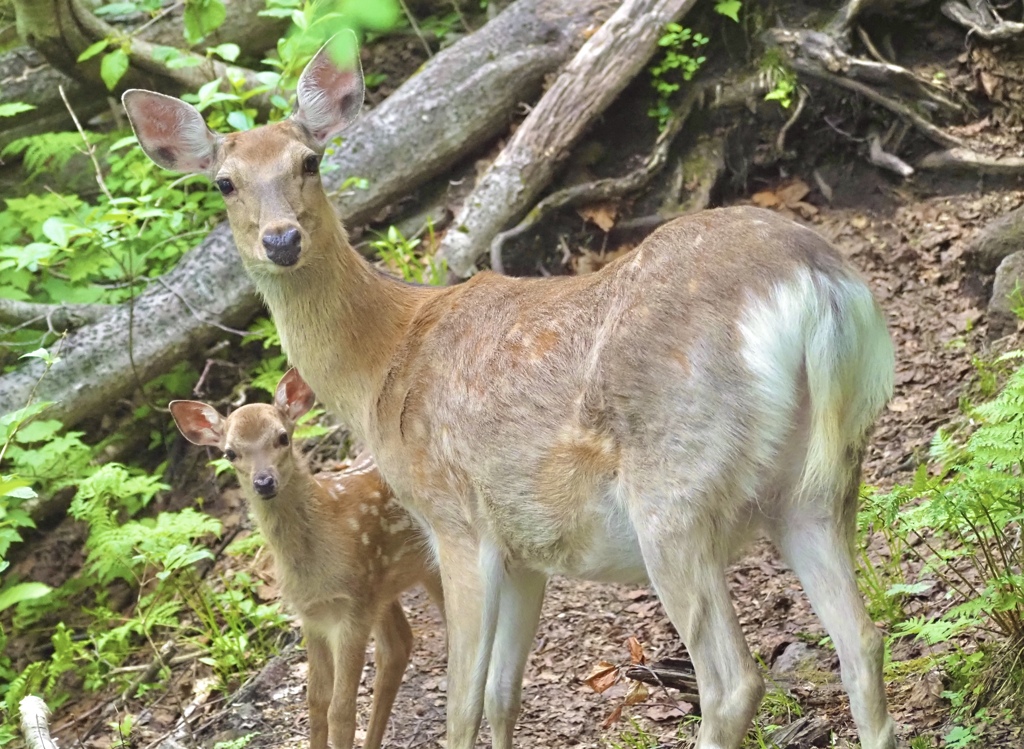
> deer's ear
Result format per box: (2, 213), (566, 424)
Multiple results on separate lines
(169, 401), (225, 447)
(274, 369), (316, 423)
(293, 32), (364, 149)
(122, 90), (220, 174)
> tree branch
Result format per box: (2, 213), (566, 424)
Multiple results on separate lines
(0, 299), (110, 332)
(437, 0), (699, 278)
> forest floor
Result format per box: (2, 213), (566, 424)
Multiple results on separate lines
(37, 162), (1024, 749)
(15, 12), (1024, 749)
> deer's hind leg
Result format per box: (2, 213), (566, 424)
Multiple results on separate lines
(629, 488), (764, 749)
(363, 601), (414, 749)
(767, 478), (896, 749)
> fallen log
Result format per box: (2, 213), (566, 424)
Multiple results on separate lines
(0, 0), (287, 150)
(437, 0), (699, 278)
(0, 0), (613, 444)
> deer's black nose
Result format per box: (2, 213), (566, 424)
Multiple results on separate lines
(262, 227), (301, 266)
(253, 471), (278, 499)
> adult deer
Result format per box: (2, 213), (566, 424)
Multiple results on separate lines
(170, 369), (443, 749)
(124, 37), (897, 749)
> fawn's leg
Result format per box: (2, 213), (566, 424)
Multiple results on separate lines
(770, 509), (896, 749)
(326, 616), (373, 749)
(307, 633), (334, 749)
(485, 567), (546, 749)
(363, 602), (414, 749)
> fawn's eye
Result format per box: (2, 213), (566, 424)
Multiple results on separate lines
(278, 432), (289, 447)
(216, 178), (234, 196)
(302, 155), (320, 175)
(224, 449), (237, 462)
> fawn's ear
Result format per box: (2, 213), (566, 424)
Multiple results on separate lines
(292, 31), (364, 149)
(274, 368), (316, 423)
(122, 90), (220, 174)
(169, 401), (226, 447)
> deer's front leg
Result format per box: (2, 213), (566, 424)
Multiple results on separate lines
(438, 538), (488, 749)
(327, 616), (373, 749)
(306, 632), (334, 749)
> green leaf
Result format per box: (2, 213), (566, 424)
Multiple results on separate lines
(714, 0), (742, 22)
(0, 582), (52, 613)
(184, 0), (227, 45)
(78, 39), (110, 62)
(41, 217), (68, 247)
(0, 103), (35, 118)
(100, 49), (130, 91)
(210, 43), (240, 62)
(226, 110), (253, 131)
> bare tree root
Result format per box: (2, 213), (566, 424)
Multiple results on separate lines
(769, 28), (967, 153)
(942, 0), (1024, 42)
(489, 88), (703, 274)
(919, 147), (1024, 175)
(437, 0), (701, 278)
(490, 71), (767, 273)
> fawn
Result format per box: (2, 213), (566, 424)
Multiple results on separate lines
(169, 369), (443, 749)
(126, 36), (898, 749)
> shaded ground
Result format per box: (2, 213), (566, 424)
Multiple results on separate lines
(18, 7), (1024, 749)
(40, 175), (1022, 749)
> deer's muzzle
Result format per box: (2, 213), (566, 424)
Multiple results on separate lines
(262, 227), (301, 267)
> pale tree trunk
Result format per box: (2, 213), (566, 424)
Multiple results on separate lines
(437, 0), (698, 278)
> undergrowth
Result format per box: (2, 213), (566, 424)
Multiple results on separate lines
(855, 349), (1024, 744)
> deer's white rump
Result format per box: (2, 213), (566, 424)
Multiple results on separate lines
(123, 36), (899, 749)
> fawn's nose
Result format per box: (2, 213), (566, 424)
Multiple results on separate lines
(252, 470), (278, 499)
(261, 227), (301, 267)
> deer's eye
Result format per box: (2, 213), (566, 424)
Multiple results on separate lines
(302, 155), (320, 175)
(216, 178), (234, 196)
(278, 432), (289, 447)
(224, 449), (237, 462)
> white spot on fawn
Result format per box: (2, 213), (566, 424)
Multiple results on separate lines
(361, 533), (370, 545)
(347, 517), (359, 531)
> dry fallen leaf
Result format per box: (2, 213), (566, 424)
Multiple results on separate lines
(601, 703), (624, 729)
(578, 202), (618, 232)
(573, 246), (631, 276)
(584, 661), (620, 694)
(627, 636), (646, 665)
(624, 680), (650, 706)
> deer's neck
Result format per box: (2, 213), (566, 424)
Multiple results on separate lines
(252, 221), (430, 432)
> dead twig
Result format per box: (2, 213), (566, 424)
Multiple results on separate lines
(776, 88), (808, 153)
(0, 298), (110, 333)
(919, 146), (1024, 175)
(868, 131), (915, 177)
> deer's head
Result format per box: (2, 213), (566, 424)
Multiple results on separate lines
(170, 369), (316, 500)
(122, 37), (364, 272)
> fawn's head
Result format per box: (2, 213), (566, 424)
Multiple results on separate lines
(170, 369), (317, 500)
(122, 36), (364, 272)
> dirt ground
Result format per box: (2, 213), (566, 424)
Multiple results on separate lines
(38, 176), (1022, 749)
(20, 9), (1024, 749)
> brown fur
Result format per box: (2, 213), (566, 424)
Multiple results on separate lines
(127, 53), (897, 749)
(169, 375), (443, 749)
